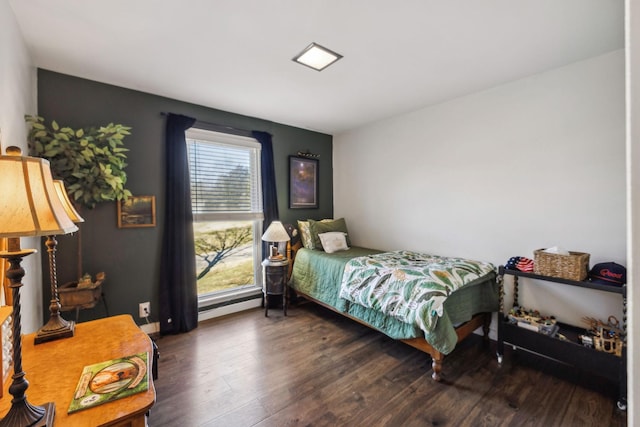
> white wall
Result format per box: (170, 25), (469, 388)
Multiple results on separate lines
(1, 0), (41, 333)
(335, 50), (625, 330)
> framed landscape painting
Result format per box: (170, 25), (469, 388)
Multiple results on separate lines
(117, 195), (156, 228)
(289, 156), (318, 209)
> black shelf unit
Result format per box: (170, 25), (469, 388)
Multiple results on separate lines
(497, 266), (627, 410)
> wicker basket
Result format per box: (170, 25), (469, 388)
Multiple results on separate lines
(533, 249), (590, 281)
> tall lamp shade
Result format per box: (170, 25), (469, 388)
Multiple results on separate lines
(261, 221), (290, 259)
(0, 146), (78, 426)
(53, 180), (84, 224)
(34, 180), (85, 345)
(0, 151), (77, 238)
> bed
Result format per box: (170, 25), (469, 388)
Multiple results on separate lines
(287, 224), (499, 381)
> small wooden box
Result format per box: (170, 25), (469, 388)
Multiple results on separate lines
(59, 272), (106, 312)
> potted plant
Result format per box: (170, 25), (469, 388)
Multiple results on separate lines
(26, 115), (133, 282)
(26, 115), (132, 209)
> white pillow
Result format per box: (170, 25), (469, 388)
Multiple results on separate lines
(318, 232), (349, 254)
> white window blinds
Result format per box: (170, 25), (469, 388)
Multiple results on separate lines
(186, 128), (263, 222)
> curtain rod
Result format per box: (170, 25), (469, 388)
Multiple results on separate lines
(160, 112), (254, 138)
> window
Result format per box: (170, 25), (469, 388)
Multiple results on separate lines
(185, 128), (263, 304)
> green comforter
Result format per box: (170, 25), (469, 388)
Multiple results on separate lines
(289, 247), (499, 354)
(339, 250), (496, 337)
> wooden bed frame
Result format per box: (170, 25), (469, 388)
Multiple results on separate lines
(286, 241), (493, 381)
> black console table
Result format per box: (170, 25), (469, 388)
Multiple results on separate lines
(497, 266), (627, 410)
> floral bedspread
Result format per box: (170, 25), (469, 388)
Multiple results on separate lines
(338, 251), (495, 335)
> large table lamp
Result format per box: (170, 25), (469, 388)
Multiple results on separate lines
(34, 180), (84, 345)
(0, 146), (78, 426)
(261, 221), (290, 260)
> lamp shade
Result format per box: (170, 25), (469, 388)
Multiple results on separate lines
(0, 147), (78, 238)
(53, 180), (84, 224)
(261, 221), (290, 242)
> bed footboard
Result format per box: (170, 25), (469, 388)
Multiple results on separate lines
(401, 312), (490, 381)
(293, 287), (491, 382)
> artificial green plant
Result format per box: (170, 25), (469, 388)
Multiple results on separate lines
(25, 115), (132, 209)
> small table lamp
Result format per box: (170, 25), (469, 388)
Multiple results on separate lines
(0, 147), (78, 426)
(34, 180), (85, 344)
(261, 221), (290, 260)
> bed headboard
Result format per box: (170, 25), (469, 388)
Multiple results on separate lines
(283, 223), (302, 279)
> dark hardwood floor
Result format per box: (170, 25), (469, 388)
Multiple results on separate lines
(150, 302), (627, 427)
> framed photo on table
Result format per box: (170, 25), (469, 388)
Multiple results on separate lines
(117, 195), (156, 228)
(289, 156), (318, 209)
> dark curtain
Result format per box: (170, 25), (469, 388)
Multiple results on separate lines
(160, 113), (198, 335)
(252, 131), (279, 250)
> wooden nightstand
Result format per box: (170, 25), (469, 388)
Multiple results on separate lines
(261, 258), (289, 317)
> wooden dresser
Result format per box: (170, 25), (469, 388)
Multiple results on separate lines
(0, 314), (156, 426)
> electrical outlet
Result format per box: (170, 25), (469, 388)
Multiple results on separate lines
(139, 302), (150, 318)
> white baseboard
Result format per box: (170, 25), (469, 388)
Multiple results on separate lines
(198, 298), (262, 322)
(136, 298), (261, 335)
(140, 322), (159, 335)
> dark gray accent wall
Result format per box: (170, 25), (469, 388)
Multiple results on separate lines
(37, 69), (333, 325)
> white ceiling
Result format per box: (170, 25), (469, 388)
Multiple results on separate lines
(8, 0), (624, 135)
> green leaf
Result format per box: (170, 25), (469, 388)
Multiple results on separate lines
(25, 115), (131, 210)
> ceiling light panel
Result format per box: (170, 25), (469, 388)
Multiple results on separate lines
(292, 43), (343, 71)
